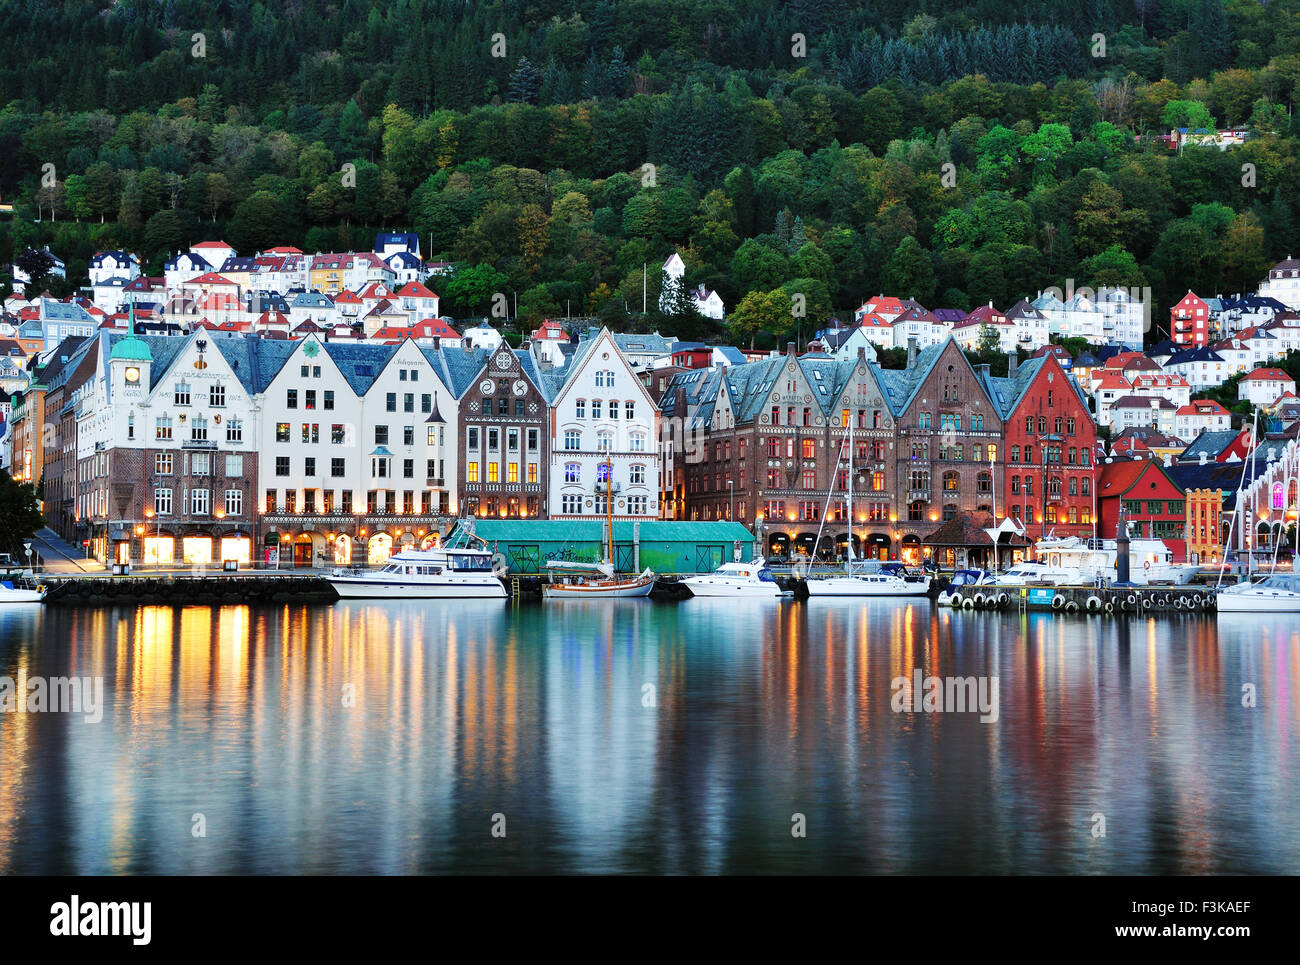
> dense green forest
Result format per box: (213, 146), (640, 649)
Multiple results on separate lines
(3, 0), (1300, 344)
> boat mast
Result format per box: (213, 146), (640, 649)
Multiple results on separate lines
(846, 415), (854, 568)
(605, 453), (614, 567)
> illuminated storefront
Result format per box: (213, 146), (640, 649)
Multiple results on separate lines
(181, 535), (214, 565)
(219, 535), (251, 565)
(143, 536), (175, 565)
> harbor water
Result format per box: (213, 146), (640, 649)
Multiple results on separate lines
(1, 599), (1296, 874)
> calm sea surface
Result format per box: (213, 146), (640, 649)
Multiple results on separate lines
(1, 599), (1296, 874)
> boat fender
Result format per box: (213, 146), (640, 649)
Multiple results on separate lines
(997, 592), (1009, 608)
(1086, 595), (1102, 612)
(1141, 596), (1153, 609)
(961, 596), (974, 609)
(972, 593), (985, 608)
(1173, 595), (1185, 609)
(1125, 593), (1137, 608)
(1051, 594), (1065, 610)
(1065, 600), (1079, 613)
(1104, 601), (1114, 614)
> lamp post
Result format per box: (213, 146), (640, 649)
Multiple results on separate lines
(728, 478), (734, 521)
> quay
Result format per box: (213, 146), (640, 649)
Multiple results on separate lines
(937, 582), (1218, 614)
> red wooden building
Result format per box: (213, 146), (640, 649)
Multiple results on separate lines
(1000, 354), (1100, 539)
(1097, 458), (1187, 551)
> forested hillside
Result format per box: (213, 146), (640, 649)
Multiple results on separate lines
(2, 0), (1299, 343)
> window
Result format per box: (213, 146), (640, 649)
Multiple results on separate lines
(375, 425), (389, 445)
(576, 400), (586, 418)
(508, 429), (519, 452)
(265, 490), (277, 513)
(467, 462), (479, 483)
(324, 391), (334, 410)
(276, 422), (291, 443)
(801, 439), (815, 459)
(630, 464), (646, 484)
(287, 389), (297, 409)
(285, 490), (297, 513)
(304, 457), (316, 477)
(527, 429), (538, 451)
(1012, 476), (1021, 494)
(155, 453), (173, 475)
(192, 452), (211, 475)
(225, 490), (242, 516)
(801, 469), (817, 490)
(191, 489), (210, 515)
(561, 494), (582, 514)
(597, 431), (613, 452)
(908, 501), (924, 521)
(331, 458), (345, 478)
(305, 389), (317, 410)
(610, 401), (620, 420)
(488, 428), (500, 451)
(528, 463), (538, 484)
(154, 488), (172, 515)
(174, 383), (191, 406)
(625, 401), (634, 420)
(872, 471), (884, 491)
(565, 463), (581, 483)
(422, 394), (432, 413)
(943, 471), (959, 492)
(156, 417), (173, 441)
(468, 428), (480, 450)
(403, 426), (414, 446)
(225, 455), (242, 477)
(403, 459), (414, 479)
(592, 400), (602, 420)
(302, 423), (319, 444)
(977, 471), (992, 494)
(226, 418), (243, 443)
(630, 432), (646, 452)
(404, 393), (414, 413)
(341, 491), (352, 513)
(276, 456), (290, 477)
(386, 392), (396, 412)
(209, 384), (226, 407)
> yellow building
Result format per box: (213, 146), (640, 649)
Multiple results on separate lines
(1185, 488), (1223, 564)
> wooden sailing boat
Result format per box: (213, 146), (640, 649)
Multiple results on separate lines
(543, 455), (655, 599)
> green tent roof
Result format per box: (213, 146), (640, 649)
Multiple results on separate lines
(455, 519), (755, 542)
(110, 335), (152, 362)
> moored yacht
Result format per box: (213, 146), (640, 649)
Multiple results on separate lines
(681, 558), (789, 598)
(0, 579), (46, 603)
(1216, 573), (1300, 612)
(806, 562), (930, 597)
(328, 546), (506, 599)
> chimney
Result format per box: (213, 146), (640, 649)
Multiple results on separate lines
(433, 336), (440, 351)
(856, 346), (866, 362)
(1007, 352), (1018, 377)
(1199, 451), (1207, 466)
(907, 337), (918, 368)
(786, 341), (796, 357)
(976, 363), (991, 381)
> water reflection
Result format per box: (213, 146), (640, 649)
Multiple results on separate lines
(0, 601), (1296, 874)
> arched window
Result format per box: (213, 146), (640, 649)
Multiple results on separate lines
(943, 471), (959, 492)
(976, 471), (992, 494)
(1273, 482), (1284, 510)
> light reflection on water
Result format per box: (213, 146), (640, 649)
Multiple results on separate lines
(0, 600), (1296, 874)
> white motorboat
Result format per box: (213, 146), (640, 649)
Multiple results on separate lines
(1216, 573), (1300, 612)
(0, 580), (46, 603)
(681, 558), (789, 598)
(1034, 535), (1197, 585)
(994, 560), (1082, 586)
(328, 546), (506, 599)
(543, 455), (657, 600)
(806, 572), (930, 597)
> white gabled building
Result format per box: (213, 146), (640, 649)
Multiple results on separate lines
(257, 335), (460, 565)
(1258, 256), (1300, 310)
(660, 251), (725, 319)
(549, 328), (660, 520)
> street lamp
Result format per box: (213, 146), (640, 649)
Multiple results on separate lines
(727, 478), (734, 521)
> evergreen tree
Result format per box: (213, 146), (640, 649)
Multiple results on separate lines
(581, 51), (608, 100)
(607, 46), (630, 97)
(507, 57), (541, 105)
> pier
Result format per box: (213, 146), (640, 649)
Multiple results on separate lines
(937, 582), (1218, 614)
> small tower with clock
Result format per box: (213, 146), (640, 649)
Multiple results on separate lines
(109, 302), (152, 397)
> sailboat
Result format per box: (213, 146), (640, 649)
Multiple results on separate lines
(543, 455), (655, 600)
(805, 418), (929, 598)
